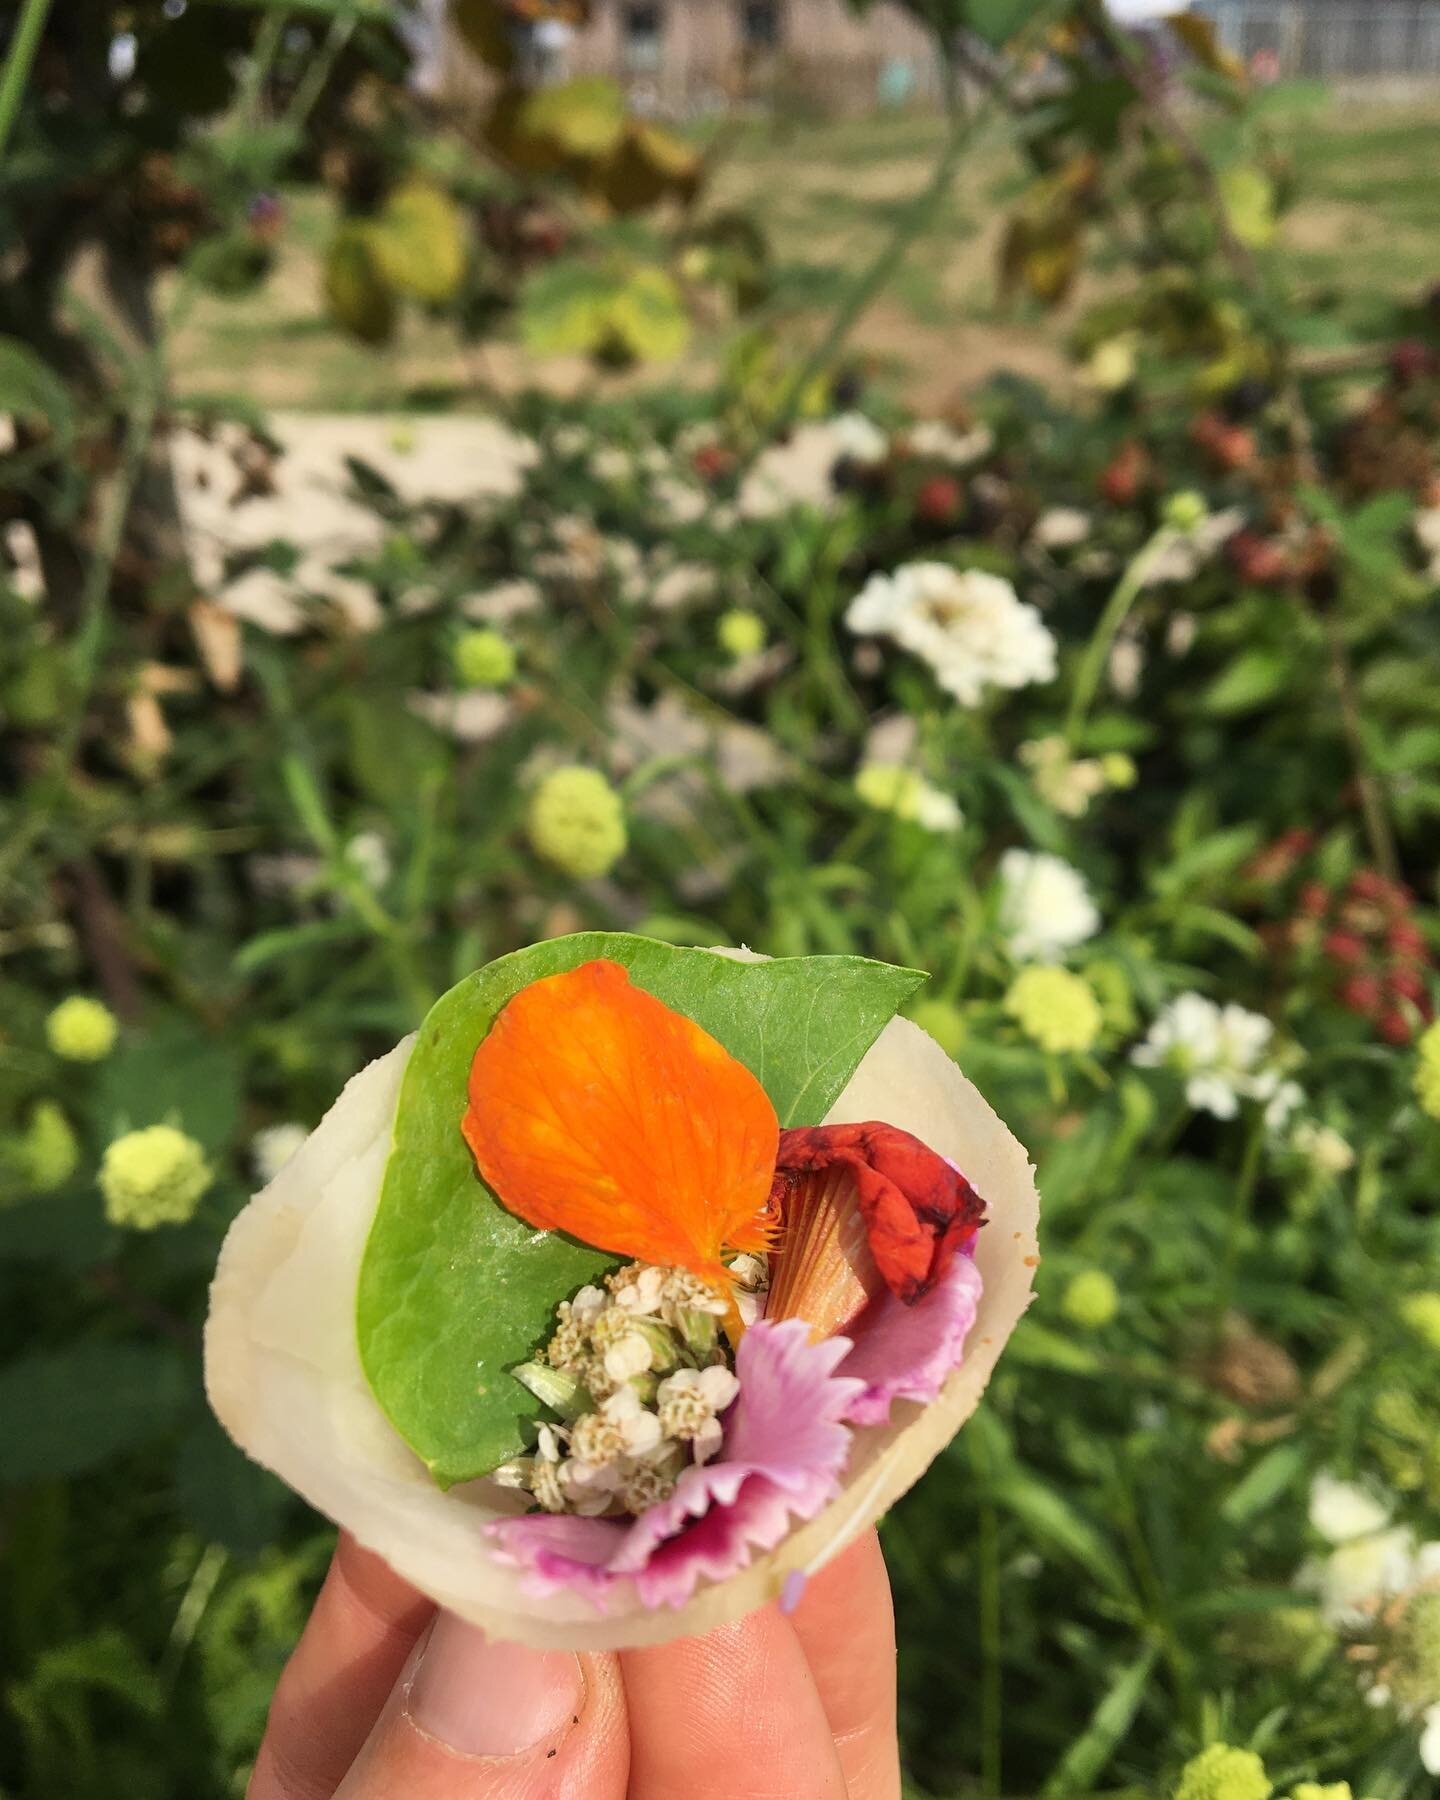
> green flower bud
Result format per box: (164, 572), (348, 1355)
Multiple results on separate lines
(909, 998), (966, 1059)
(1400, 1293), (1440, 1354)
(717, 608), (766, 660)
(17, 1101), (80, 1192)
(45, 995), (118, 1062)
(1101, 750), (1137, 789)
(1005, 966), (1103, 1054)
(631, 1316), (685, 1373)
(527, 767), (627, 880)
(511, 1361), (590, 1421)
(1174, 1744), (1272, 1800)
(453, 628), (517, 690)
(99, 1125), (211, 1230)
(674, 1308), (719, 1360)
(1061, 1268), (1119, 1331)
(1163, 490), (1209, 532)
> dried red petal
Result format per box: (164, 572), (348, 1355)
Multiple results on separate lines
(770, 1123), (985, 1306)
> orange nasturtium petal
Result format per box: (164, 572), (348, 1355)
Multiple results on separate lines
(462, 960), (780, 1281)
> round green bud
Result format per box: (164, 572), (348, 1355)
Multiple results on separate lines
(1101, 750), (1137, 790)
(453, 628), (517, 690)
(1004, 966), (1103, 1055)
(1400, 1293), (1440, 1355)
(527, 767), (627, 881)
(909, 998), (967, 1059)
(99, 1125), (211, 1231)
(1174, 1744), (1273, 1800)
(1061, 1268), (1119, 1331)
(1290, 1785), (1354, 1800)
(45, 995), (119, 1062)
(717, 609), (767, 660)
(1416, 1022), (1440, 1122)
(17, 1101), (81, 1192)
(1163, 490), (1209, 532)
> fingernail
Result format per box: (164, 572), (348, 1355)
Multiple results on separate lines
(406, 1613), (583, 1758)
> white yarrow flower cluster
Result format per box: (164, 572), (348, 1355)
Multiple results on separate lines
(996, 849), (1100, 962)
(1131, 993), (1294, 1121)
(846, 563), (1057, 707)
(497, 1262), (745, 1519)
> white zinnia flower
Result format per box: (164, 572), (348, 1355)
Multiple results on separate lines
(846, 563), (1057, 707)
(1421, 1703), (1440, 1774)
(252, 1123), (308, 1185)
(830, 412), (888, 467)
(1309, 1473), (1392, 1544)
(907, 420), (993, 467)
(1131, 993), (1279, 1120)
(1031, 507), (1092, 551)
(996, 849), (1100, 962)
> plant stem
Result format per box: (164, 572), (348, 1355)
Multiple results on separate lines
(0, 0), (53, 164)
(1065, 531), (1165, 743)
(1323, 612), (1400, 881)
(1216, 1112), (1265, 1326)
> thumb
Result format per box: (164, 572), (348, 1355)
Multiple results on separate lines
(334, 1614), (629, 1800)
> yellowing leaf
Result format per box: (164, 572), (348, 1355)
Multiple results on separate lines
(519, 259), (689, 364)
(606, 265), (690, 361)
(370, 182), (469, 305)
(322, 225), (397, 345)
(1167, 13), (1246, 83)
(519, 75), (626, 159)
(1219, 164), (1278, 248)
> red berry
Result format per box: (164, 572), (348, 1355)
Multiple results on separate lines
(1299, 882), (1331, 918)
(1340, 973), (1383, 1016)
(1388, 920), (1427, 958)
(1227, 529), (1289, 588)
(1190, 411), (1257, 472)
(1378, 1007), (1415, 1045)
(1323, 930), (1367, 966)
(1388, 967), (1427, 1004)
(692, 445), (734, 483)
(915, 474), (963, 524)
(1100, 441), (1148, 506)
(1389, 339), (1437, 385)
(1349, 869), (1391, 903)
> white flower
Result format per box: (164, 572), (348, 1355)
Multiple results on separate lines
(656, 1364), (740, 1453)
(997, 849), (1100, 962)
(251, 1123), (307, 1185)
(846, 563), (1057, 707)
(1415, 507), (1440, 584)
(1292, 1121), (1355, 1176)
(1131, 993), (1280, 1119)
(343, 832), (391, 892)
(1298, 1527), (1424, 1628)
(1262, 1078), (1305, 1136)
(1031, 507), (1092, 551)
(854, 764), (963, 833)
(1309, 1473), (1393, 1544)
(461, 579), (543, 623)
(570, 1386), (663, 1464)
(831, 412), (888, 467)
(1421, 1703), (1440, 1774)
(908, 420), (993, 466)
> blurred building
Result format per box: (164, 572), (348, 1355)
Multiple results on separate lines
(1195, 0), (1440, 80)
(432, 0), (948, 115)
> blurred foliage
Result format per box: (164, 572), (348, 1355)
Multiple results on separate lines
(3, 1), (1440, 1797)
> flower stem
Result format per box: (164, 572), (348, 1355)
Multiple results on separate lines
(0, 0), (53, 164)
(1215, 1112), (1265, 1327)
(1065, 532), (1165, 745)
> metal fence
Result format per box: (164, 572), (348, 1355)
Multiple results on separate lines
(1196, 2), (1440, 80)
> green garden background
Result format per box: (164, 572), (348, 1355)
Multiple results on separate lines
(3, 2), (1440, 1795)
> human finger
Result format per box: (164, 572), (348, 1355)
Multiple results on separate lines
(249, 1531), (434, 1800)
(619, 1603), (848, 1799)
(332, 1614), (629, 1800)
(788, 1531), (900, 1800)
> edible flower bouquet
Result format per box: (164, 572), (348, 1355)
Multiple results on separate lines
(206, 936), (1039, 1649)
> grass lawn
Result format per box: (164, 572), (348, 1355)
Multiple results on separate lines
(170, 86), (1440, 414)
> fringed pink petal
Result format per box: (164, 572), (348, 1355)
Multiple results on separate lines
(837, 1249), (983, 1426)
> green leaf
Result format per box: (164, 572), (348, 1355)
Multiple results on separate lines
(966, 0), (1051, 49)
(0, 1344), (188, 1484)
(357, 934), (925, 1484)
(991, 1469), (1134, 1602)
(1220, 1442), (1309, 1525)
(0, 337), (73, 444)
(1039, 1644), (1158, 1798)
(322, 225), (397, 346)
(176, 1414), (290, 1557)
(95, 1024), (243, 1155)
(1200, 647), (1292, 716)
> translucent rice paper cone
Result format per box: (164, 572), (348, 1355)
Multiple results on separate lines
(205, 1012), (1039, 1649)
